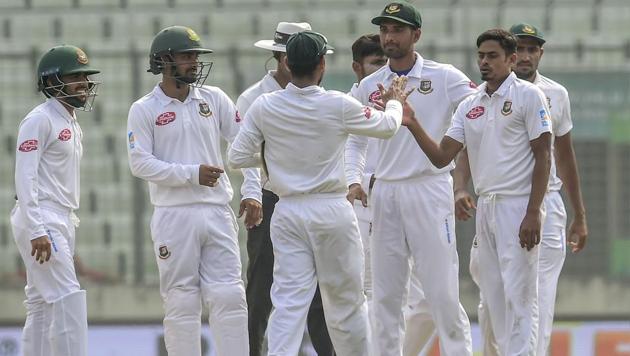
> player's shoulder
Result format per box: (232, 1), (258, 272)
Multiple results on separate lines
(237, 78), (265, 103)
(198, 85), (231, 100)
(422, 59), (466, 76)
(536, 73), (569, 97)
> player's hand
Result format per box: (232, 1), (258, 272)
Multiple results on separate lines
(199, 165), (224, 187)
(378, 76), (414, 105)
(454, 189), (476, 221)
(400, 101), (417, 127)
(31, 235), (52, 264)
(347, 183), (368, 207)
(239, 198), (263, 229)
(519, 210), (542, 251)
(567, 214), (588, 253)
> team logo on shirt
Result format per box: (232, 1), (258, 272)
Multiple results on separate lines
(417, 80), (433, 94)
(18, 139), (38, 152)
(501, 100), (513, 116)
(158, 245), (171, 259)
(385, 3), (401, 13)
(128, 131), (135, 149)
(368, 90), (382, 104)
(156, 112), (176, 126)
(58, 128), (72, 141)
(235, 110), (242, 123)
(198, 102), (213, 117)
(465, 106), (485, 119)
(539, 109), (550, 127)
(363, 106), (372, 119)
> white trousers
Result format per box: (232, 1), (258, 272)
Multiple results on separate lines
(151, 203), (248, 356)
(268, 194), (369, 356)
(370, 174), (472, 356)
(472, 191), (565, 356)
(353, 201), (373, 318)
(11, 201), (86, 356)
(475, 194), (541, 356)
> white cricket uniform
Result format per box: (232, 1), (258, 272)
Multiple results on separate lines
(229, 82), (403, 356)
(446, 72), (552, 355)
(471, 71), (572, 356)
(127, 84), (261, 356)
(11, 97), (88, 356)
(346, 53), (475, 356)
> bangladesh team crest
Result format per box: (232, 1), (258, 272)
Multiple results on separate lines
(199, 102), (212, 117)
(501, 100), (513, 116)
(417, 80), (433, 94)
(158, 245), (171, 259)
(385, 3), (401, 14)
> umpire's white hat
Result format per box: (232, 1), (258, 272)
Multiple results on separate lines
(254, 22), (312, 52)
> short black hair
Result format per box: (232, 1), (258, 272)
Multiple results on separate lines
(288, 56), (322, 77)
(476, 29), (518, 55)
(352, 34), (383, 62)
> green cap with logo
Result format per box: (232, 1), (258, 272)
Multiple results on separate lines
(509, 23), (546, 45)
(372, 2), (422, 28)
(286, 30), (334, 66)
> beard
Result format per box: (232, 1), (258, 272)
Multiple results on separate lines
(514, 67), (535, 80)
(383, 45), (407, 60)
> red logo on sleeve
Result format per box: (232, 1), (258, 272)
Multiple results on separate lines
(58, 128), (72, 141)
(18, 139), (38, 152)
(368, 90), (382, 103)
(235, 111), (241, 123)
(363, 106), (372, 119)
(469, 81), (478, 89)
(156, 112), (176, 126)
(465, 106), (485, 119)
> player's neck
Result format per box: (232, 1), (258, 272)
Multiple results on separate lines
(273, 70), (290, 89)
(485, 72), (511, 96)
(160, 80), (190, 102)
(56, 98), (76, 116)
(388, 51), (416, 73)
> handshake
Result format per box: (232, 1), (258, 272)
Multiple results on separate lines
(373, 76), (417, 127)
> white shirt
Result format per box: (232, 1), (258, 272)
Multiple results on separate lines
(446, 72), (553, 196)
(236, 70), (283, 191)
(346, 53), (477, 184)
(533, 71), (573, 192)
(228, 83), (402, 198)
(345, 83), (379, 190)
(15, 98), (83, 240)
(127, 84), (261, 207)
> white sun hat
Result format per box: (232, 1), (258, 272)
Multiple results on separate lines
(254, 22), (313, 52)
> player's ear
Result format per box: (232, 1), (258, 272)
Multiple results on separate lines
(352, 61), (361, 77)
(539, 46), (544, 59)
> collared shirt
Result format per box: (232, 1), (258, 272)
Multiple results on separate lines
(446, 72), (552, 196)
(345, 83), (379, 190)
(346, 52), (477, 183)
(236, 70), (283, 191)
(228, 83), (402, 198)
(127, 84), (261, 207)
(15, 98), (83, 240)
(533, 71), (573, 192)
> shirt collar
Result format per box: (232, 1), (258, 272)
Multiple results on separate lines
(285, 82), (325, 94)
(384, 52), (424, 80)
(47, 98), (76, 122)
(532, 70), (542, 85)
(480, 72), (517, 98)
(152, 83), (203, 106)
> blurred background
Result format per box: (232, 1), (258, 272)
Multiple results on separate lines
(0, 0), (629, 354)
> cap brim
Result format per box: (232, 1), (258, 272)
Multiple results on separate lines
(175, 48), (214, 54)
(324, 44), (334, 55)
(254, 40), (288, 52)
(371, 15), (417, 27)
(67, 68), (101, 75)
(514, 34), (546, 45)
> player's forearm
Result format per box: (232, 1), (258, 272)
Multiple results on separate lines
(407, 120), (459, 168)
(526, 147), (551, 214)
(555, 134), (586, 217)
(453, 148), (472, 192)
(128, 152), (199, 186)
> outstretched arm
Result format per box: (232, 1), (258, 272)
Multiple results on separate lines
(406, 118), (463, 168)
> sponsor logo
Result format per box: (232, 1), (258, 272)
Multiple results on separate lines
(363, 106), (372, 119)
(466, 106), (485, 119)
(235, 110), (241, 123)
(417, 79), (433, 94)
(18, 139), (38, 152)
(198, 102), (212, 117)
(385, 3), (401, 14)
(76, 48), (89, 64)
(156, 112), (176, 126)
(539, 108), (550, 127)
(158, 245), (171, 259)
(501, 100), (513, 116)
(368, 90), (381, 104)
(58, 128), (72, 141)
(128, 131), (135, 149)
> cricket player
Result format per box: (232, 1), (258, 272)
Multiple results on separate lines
(127, 26), (261, 356)
(11, 44), (100, 356)
(345, 3), (475, 355)
(406, 28), (553, 355)
(229, 30), (415, 356)
(237, 21), (334, 356)
(455, 23), (588, 356)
